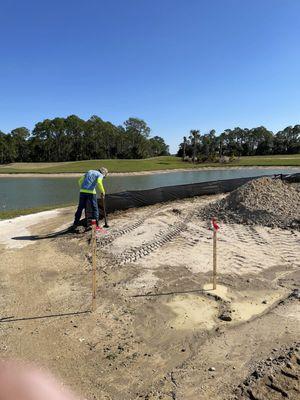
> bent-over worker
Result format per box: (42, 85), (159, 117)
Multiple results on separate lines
(73, 167), (108, 230)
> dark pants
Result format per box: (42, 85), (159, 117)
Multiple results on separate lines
(74, 193), (99, 226)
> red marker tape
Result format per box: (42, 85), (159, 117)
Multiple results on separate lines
(211, 217), (219, 231)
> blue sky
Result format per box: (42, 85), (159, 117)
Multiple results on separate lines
(1, 0), (300, 153)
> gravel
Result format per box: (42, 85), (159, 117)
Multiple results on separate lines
(234, 342), (300, 400)
(198, 177), (300, 230)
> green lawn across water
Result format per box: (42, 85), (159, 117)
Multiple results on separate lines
(0, 155), (300, 174)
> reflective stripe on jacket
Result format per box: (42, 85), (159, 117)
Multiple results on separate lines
(78, 170), (105, 194)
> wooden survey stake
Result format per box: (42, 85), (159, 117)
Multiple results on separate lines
(91, 219), (97, 311)
(213, 229), (217, 289)
(211, 218), (219, 290)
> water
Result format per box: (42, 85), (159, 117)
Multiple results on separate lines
(0, 168), (299, 211)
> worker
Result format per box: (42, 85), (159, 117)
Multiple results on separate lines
(72, 167), (108, 231)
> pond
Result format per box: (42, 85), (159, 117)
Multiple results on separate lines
(0, 167), (299, 211)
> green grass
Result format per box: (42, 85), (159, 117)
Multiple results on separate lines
(229, 154), (300, 166)
(0, 203), (74, 220)
(0, 156), (200, 173)
(0, 155), (300, 174)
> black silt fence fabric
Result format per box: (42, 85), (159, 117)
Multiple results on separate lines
(282, 172), (300, 183)
(85, 172), (299, 220)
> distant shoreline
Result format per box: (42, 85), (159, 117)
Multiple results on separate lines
(0, 165), (300, 178)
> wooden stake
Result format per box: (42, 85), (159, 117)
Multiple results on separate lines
(91, 220), (97, 311)
(213, 228), (217, 290)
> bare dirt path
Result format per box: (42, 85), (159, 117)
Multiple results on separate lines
(0, 198), (299, 399)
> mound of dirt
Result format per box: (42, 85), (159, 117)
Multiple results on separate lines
(198, 177), (300, 230)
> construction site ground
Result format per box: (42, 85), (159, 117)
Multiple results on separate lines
(0, 195), (299, 399)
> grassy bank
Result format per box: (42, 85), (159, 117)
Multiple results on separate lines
(0, 155), (300, 174)
(0, 203), (74, 220)
(231, 154), (300, 166)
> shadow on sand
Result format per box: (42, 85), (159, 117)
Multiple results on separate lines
(132, 288), (212, 298)
(11, 227), (75, 241)
(0, 310), (91, 324)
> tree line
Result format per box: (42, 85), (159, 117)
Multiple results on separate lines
(0, 115), (169, 164)
(177, 125), (300, 161)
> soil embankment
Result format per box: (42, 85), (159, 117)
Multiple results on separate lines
(0, 187), (299, 399)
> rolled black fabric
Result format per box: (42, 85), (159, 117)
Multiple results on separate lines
(282, 172), (300, 183)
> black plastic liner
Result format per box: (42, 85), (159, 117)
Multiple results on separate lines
(80, 172), (297, 220)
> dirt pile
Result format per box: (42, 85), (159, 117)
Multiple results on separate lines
(198, 177), (300, 230)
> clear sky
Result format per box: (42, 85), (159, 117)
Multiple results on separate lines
(1, 0), (300, 153)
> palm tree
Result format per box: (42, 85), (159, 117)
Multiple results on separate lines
(182, 136), (187, 160)
(190, 130), (200, 163)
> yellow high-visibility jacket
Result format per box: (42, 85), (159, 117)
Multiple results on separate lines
(78, 170), (105, 195)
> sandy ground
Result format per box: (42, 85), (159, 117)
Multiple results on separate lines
(1, 165), (300, 178)
(0, 209), (68, 249)
(0, 197), (299, 399)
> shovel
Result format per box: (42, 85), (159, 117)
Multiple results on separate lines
(101, 195), (109, 228)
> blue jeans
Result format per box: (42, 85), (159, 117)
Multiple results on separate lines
(74, 193), (99, 226)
